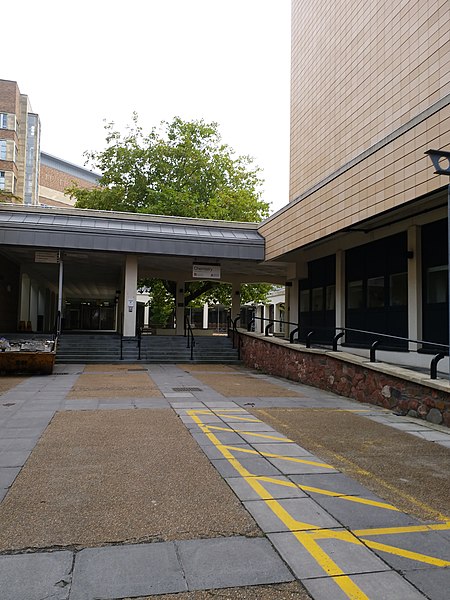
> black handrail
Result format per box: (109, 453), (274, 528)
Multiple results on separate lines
(242, 315), (450, 380)
(232, 316), (241, 349)
(185, 317), (195, 361)
(265, 322), (274, 336)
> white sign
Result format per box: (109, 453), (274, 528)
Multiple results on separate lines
(35, 251), (59, 264)
(192, 264), (221, 279)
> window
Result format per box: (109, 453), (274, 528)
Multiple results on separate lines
(0, 114), (7, 129)
(311, 287), (324, 311)
(299, 289), (309, 312)
(348, 280), (363, 309)
(0, 140), (6, 160)
(427, 266), (448, 303)
(326, 285), (336, 310)
(367, 276), (385, 308)
(390, 272), (407, 306)
(0, 171), (5, 190)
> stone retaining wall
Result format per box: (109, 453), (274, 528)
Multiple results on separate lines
(239, 332), (450, 428)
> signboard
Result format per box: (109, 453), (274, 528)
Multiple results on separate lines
(35, 251), (59, 264)
(192, 264), (221, 279)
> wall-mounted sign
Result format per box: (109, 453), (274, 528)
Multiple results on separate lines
(35, 251), (59, 264)
(193, 264), (221, 279)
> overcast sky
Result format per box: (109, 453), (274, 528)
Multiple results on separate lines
(6, 1), (291, 214)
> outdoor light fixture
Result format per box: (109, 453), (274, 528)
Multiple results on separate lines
(425, 149), (450, 376)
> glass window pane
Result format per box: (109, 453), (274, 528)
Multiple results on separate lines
(348, 280), (363, 309)
(427, 266), (448, 303)
(300, 289), (310, 312)
(311, 287), (323, 311)
(326, 285), (335, 310)
(390, 272), (407, 306)
(367, 276), (385, 308)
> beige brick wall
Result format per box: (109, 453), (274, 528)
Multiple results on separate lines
(261, 0), (450, 261)
(39, 164), (96, 193)
(289, 0), (450, 200)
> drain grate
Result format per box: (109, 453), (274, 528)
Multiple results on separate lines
(172, 387), (202, 392)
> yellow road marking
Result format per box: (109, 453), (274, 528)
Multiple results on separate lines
(205, 424), (295, 442)
(215, 414), (262, 422)
(223, 444), (333, 469)
(187, 409), (449, 599)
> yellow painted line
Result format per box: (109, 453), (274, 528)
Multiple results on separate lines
(253, 475), (397, 511)
(292, 532), (370, 599)
(215, 414), (262, 422)
(360, 539), (450, 567)
(305, 528), (450, 568)
(223, 445), (333, 469)
(354, 522), (450, 537)
(205, 424), (295, 442)
(187, 410), (450, 599)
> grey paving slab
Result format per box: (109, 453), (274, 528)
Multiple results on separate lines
(364, 530), (450, 570)
(211, 456), (282, 478)
(239, 431), (294, 443)
(225, 475), (307, 501)
(268, 530), (390, 579)
(199, 443), (254, 460)
(170, 401), (206, 408)
(203, 401), (242, 408)
(402, 566), (450, 600)
(70, 542), (186, 600)
(0, 466), (21, 487)
(192, 430), (247, 445)
(227, 422), (279, 432)
(265, 456), (338, 475)
(0, 488), (8, 501)
(164, 392), (194, 397)
(252, 443), (316, 457)
(302, 570), (427, 599)
(0, 450), (31, 467)
(409, 430), (450, 442)
(176, 536), (294, 590)
(289, 472), (381, 497)
(63, 401), (99, 410)
(313, 496), (420, 529)
(0, 427), (45, 439)
(0, 551), (73, 600)
(243, 497), (341, 533)
(181, 414), (224, 424)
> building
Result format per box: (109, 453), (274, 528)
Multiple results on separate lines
(0, 79), (99, 208)
(0, 79), (40, 204)
(260, 0), (450, 369)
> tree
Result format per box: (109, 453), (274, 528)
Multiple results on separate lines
(67, 116), (274, 324)
(68, 115), (269, 222)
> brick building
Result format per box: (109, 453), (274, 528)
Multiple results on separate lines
(0, 79), (99, 208)
(261, 0), (450, 366)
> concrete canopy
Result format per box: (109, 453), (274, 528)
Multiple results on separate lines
(0, 205), (290, 298)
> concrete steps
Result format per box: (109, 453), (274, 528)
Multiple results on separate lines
(55, 334), (240, 364)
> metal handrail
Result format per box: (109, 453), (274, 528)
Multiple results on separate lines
(185, 317), (195, 361)
(265, 322), (274, 336)
(241, 315), (449, 380)
(232, 316), (241, 350)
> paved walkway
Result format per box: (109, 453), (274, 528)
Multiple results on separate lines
(0, 363), (449, 600)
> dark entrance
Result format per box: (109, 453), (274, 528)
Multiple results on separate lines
(422, 219), (448, 348)
(299, 254), (336, 343)
(345, 232), (408, 348)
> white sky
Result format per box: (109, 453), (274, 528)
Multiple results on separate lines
(5, 1), (291, 214)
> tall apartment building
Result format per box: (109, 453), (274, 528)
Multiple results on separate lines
(261, 0), (450, 359)
(0, 79), (99, 207)
(0, 79), (40, 204)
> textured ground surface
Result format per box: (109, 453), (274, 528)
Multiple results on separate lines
(0, 408), (259, 551)
(0, 375), (27, 395)
(190, 372), (304, 397)
(253, 407), (450, 521)
(135, 582), (311, 599)
(66, 369), (163, 398)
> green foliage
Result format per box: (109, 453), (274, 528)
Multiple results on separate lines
(68, 115), (274, 322)
(67, 115), (269, 222)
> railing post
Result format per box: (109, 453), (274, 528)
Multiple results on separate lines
(247, 318), (255, 332)
(265, 322), (274, 336)
(232, 316), (240, 349)
(120, 333), (123, 360)
(430, 353), (445, 379)
(306, 330), (314, 348)
(289, 327), (299, 343)
(332, 331), (345, 351)
(370, 340), (379, 362)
